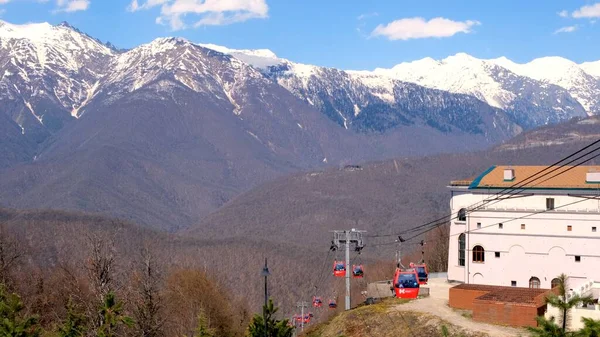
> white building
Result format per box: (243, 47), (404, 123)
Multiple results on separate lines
(447, 165), (600, 289)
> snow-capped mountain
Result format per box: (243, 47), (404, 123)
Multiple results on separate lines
(490, 56), (600, 116)
(0, 19), (597, 156)
(2, 19), (598, 229)
(361, 53), (588, 128)
(260, 59), (516, 139)
(99, 37), (266, 115)
(208, 45), (587, 134)
(0, 20), (114, 144)
(581, 61), (600, 78)
(196, 45), (518, 138)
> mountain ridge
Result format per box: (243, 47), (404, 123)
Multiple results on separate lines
(203, 43), (592, 132)
(0, 20), (595, 230)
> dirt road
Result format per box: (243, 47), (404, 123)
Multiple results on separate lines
(391, 278), (527, 337)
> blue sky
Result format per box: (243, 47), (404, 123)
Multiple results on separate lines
(1, 0), (599, 69)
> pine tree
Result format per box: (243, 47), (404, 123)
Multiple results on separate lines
(96, 292), (134, 337)
(527, 316), (566, 337)
(575, 317), (600, 337)
(0, 285), (40, 337)
(57, 299), (86, 337)
(247, 299), (293, 337)
(546, 274), (595, 333)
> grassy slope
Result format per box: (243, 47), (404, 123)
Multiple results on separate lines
(302, 299), (488, 337)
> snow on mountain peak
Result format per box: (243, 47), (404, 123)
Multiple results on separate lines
(199, 43), (277, 59)
(581, 60), (600, 78)
(443, 52), (480, 64)
(198, 43), (280, 70)
(489, 56), (579, 80)
(0, 20), (55, 42)
(137, 37), (192, 55)
(0, 19), (114, 66)
(488, 55), (600, 114)
(367, 53), (512, 109)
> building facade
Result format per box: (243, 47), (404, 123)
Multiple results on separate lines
(447, 165), (600, 289)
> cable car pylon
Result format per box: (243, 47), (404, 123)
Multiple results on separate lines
(330, 228), (366, 311)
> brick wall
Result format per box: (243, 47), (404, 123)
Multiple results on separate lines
(449, 287), (491, 310)
(473, 300), (542, 327)
(448, 284), (553, 327)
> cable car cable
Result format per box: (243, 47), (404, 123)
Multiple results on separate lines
(404, 148), (600, 241)
(377, 145), (600, 242)
(366, 139), (600, 239)
(395, 140), (600, 236)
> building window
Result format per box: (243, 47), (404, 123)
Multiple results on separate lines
(529, 277), (541, 289)
(567, 225), (572, 231)
(575, 256), (581, 262)
(473, 245), (485, 263)
(546, 198), (555, 210)
(511, 281), (517, 287)
(551, 278), (561, 289)
(458, 234), (465, 267)
(593, 227), (597, 232)
(499, 223), (503, 229)
(458, 208), (467, 222)
(477, 222), (481, 229)
(521, 224), (526, 230)
(495, 252), (500, 258)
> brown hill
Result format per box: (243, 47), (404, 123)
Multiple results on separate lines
(0, 40), (500, 232)
(496, 115), (600, 151)
(0, 206), (347, 319)
(185, 140), (596, 251)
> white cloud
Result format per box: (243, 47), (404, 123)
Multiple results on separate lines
(357, 12), (378, 20)
(557, 10), (568, 18)
(54, 0), (90, 12)
(129, 0), (268, 30)
(127, 0), (168, 12)
(371, 17), (480, 41)
(128, 0), (138, 11)
(554, 25), (578, 34)
(572, 2), (600, 18)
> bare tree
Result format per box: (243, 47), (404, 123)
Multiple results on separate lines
(85, 233), (116, 330)
(0, 223), (22, 288)
(424, 224), (450, 272)
(131, 244), (165, 337)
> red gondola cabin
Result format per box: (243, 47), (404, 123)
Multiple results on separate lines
(333, 260), (346, 277)
(392, 268), (420, 299)
(328, 299), (337, 309)
(352, 264), (364, 278)
(312, 296), (323, 308)
(411, 263), (429, 285)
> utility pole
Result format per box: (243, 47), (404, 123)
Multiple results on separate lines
(261, 258), (270, 337)
(296, 301), (309, 332)
(290, 315), (297, 337)
(331, 228), (365, 311)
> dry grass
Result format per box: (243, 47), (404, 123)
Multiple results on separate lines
(303, 299), (488, 337)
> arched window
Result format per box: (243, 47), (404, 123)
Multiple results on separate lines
(458, 234), (465, 266)
(529, 277), (541, 289)
(551, 278), (561, 289)
(458, 208), (467, 222)
(472, 245), (485, 263)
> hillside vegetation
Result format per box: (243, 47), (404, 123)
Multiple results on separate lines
(303, 299), (487, 337)
(187, 140), (595, 253)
